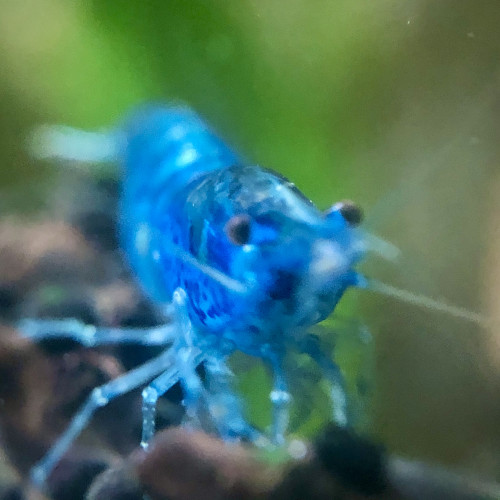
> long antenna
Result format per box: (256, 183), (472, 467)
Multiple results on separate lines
(367, 279), (488, 328)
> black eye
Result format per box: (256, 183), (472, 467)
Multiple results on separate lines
(225, 214), (251, 245)
(338, 200), (363, 226)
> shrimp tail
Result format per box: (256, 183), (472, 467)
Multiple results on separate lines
(29, 124), (122, 165)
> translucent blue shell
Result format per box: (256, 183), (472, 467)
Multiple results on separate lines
(120, 106), (363, 353)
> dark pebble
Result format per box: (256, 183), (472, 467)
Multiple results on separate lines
(0, 485), (25, 500)
(0, 285), (19, 318)
(47, 455), (109, 500)
(85, 464), (143, 500)
(314, 424), (388, 496)
(72, 211), (119, 252)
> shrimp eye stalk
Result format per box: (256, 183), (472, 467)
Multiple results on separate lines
(225, 214), (252, 245)
(338, 200), (363, 226)
(325, 200), (364, 226)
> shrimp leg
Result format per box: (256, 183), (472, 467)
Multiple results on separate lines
(263, 346), (291, 446)
(17, 318), (177, 347)
(203, 354), (261, 442)
(300, 334), (349, 427)
(140, 348), (205, 448)
(30, 344), (181, 488)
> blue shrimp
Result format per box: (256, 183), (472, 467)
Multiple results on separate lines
(18, 105), (485, 488)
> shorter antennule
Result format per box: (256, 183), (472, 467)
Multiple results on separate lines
(366, 279), (489, 328)
(363, 233), (401, 262)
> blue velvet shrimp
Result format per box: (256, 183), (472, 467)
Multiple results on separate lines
(18, 105), (486, 488)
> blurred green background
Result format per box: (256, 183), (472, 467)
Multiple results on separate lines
(0, 0), (499, 481)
